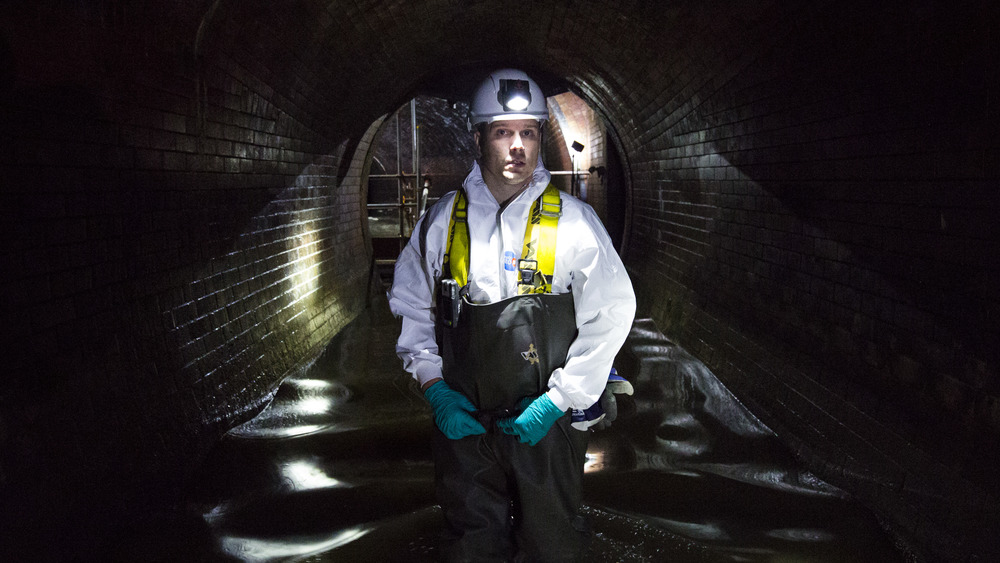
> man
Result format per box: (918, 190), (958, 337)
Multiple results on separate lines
(389, 69), (636, 561)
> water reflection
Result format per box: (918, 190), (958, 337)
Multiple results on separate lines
(606, 320), (846, 500)
(172, 302), (903, 562)
(217, 527), (370, 561)
(583, 451), (605, 473)
(279, 460), (344, 491)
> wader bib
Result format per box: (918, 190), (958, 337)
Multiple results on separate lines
(438, 292), (576, 414)
(431, 186), (590, 562)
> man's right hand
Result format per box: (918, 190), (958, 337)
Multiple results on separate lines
(424, 380), (487, 439)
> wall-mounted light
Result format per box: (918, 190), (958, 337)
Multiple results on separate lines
(498, 79), (531, 111)
(570, 141), (585, 198)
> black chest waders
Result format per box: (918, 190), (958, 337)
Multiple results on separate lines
(431, 186), (591, 562)
(437, 291), (576, 416)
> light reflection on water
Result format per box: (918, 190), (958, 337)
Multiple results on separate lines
(280, 460), (344, 491)
(294, 396), (333, 415)
(292, 378), (334, 390)
(766, 528), (837, 542)
(217, 527), (370, 561)
(584, 451), (604, 473)
(179, 307), (904, 562)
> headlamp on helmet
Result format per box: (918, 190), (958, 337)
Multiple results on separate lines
(468, 69), (548, 130)
(498, 79), (531, 111)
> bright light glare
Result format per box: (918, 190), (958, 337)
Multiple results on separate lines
(288, 229), (321, 303)
(293, 378), (333, 390)
(296, 396), (332, 415)
(281, 460), (343, 490)
(506, 95), (530, 110)
(584, 451), (605, 473)
(268, 424), (325, 438)
(217, 527), (370, 560)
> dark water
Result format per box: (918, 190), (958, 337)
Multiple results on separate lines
(116, 298), (905, 562)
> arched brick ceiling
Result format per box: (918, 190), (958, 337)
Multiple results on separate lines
(3, 2), (996, 560)
(198, 0), (769, 161)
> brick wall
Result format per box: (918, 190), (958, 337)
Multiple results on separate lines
(596, 2), (999, 560)
(1, 0), (997, 560)
(0, 2), (375, 557)
(546, 93), (610, 221)
(542, 108), (572, 192)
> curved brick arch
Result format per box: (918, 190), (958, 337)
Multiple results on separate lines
(1, 1), (997, 561)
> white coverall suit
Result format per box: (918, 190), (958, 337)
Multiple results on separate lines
(389, 161), (636, 560)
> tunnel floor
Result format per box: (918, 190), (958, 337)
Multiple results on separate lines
(114, 297), (906, 562)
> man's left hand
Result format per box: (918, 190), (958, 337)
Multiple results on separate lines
(497, 394), (565, 446)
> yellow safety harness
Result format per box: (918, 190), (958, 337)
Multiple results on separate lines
(443, 183), (562, 294)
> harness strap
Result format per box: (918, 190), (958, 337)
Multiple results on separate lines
(444, 183), (561, 294)
(443, 188), (470, 287)
(517, 183), (561, 294)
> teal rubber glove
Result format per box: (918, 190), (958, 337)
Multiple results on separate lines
(497, 394), (566, 446)
(424, 381), (487, 440)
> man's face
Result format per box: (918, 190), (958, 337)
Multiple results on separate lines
(475, 119), (541, 188)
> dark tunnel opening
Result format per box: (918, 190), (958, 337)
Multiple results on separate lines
(1, 1), (998, 561)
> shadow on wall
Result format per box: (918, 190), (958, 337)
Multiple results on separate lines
(0, 80), (206, 559)
(696, 11), (1000, 476)
(619, 4), (999, 559)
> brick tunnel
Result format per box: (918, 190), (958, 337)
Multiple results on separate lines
(1, 1), (997, 561)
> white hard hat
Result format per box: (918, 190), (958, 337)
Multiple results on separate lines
(467, 68), (549, 131)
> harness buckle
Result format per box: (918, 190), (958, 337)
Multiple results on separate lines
(453, 201), (468, 223)
(518, 259), (537, 284)
(540, 198), (562, 218)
